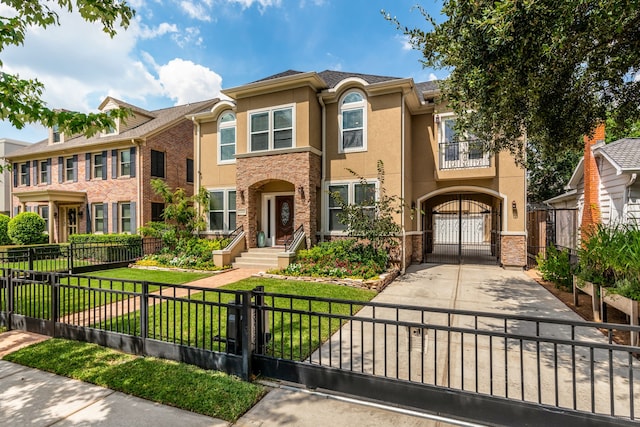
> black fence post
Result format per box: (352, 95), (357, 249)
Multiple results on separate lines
(254, 286), (266, 354)
(6, 269), (13, 331)
(49, 273), (58, 337)
(240, 290), (253, 381)
(28, 248), (34, 271)
(140, 281), (149, 354)
(67, 243), (73, 273)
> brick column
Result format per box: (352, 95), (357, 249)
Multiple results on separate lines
(581, 123), (605, 243)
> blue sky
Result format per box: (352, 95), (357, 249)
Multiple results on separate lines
(0, 0), (446, 142)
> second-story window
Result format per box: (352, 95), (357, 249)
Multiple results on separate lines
(218, 112), (236, 163)
(119, 149), (131, 177)
(151, 150), (165, 178)
(249, 105), (294, 152)
(19, 163), (28, 186)
(65, 157), (74, 182)
(339, 90), (367, 152)
(39, 160), (48, 184)
(438, 115), (490, 170)
(93, 153), (104, 179)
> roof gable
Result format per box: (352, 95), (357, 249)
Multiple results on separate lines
(597, 137), (640, 172)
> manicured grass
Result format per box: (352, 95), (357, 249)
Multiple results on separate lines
(4, 339), (265, 422)
(102, 277), (376, 360)
(83, 267), (212, 285)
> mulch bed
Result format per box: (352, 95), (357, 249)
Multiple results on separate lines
(526, 270), (632, 346)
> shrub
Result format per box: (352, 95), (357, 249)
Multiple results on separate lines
(280, 239), (388, 279)
(135, 237), (229, 271)
(69, 234), (142, 245)
(0, 214), (11, 245)
(8, 212), (47, 245)
(536, 245), (573, 291)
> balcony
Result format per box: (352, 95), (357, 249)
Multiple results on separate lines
(439, 139), (491, 170)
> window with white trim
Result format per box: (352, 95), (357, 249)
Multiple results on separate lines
(39, 160), (48, 184)
(93, 153), (104, 179)
(38, 206), (49, 233)
(327, 181), (377, 231)
(208, 189), (236, 232)
(119, 202), (132, 233)
(339, 90), (367, 152)
(438, 114), (489, 169)
(249, 105), (294, 152)
(65, 157), (74, 182)
(119, 149), (131, 177)
(19, 163), (28, 186)
(93, 204), (105, 233)
(218, 112), (236, 163)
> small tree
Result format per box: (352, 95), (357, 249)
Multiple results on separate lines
(329, 160), (402, 251)
(140, 179), (209, 241)
(8, 212), (47, 245)
(0, 214), (11, 245)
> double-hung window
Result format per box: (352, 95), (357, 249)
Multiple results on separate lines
(438, 114), (489, 169)
(93, 153), (104, 179)
(119, 149), (131, 177)
(38, 206), (49, 233)
(339, 90), (367, 152)
(65, 157), (74, 182)
(249, 105), (294, 152)
(119, 202), (132, 233)
(19, 163), (28, 186)
(93, 204), (105, 233)
(327, 181), (377, 231)
(218, 112), (236, 163)
(39, 160), (48, 184)
(208, 189), (236, 232)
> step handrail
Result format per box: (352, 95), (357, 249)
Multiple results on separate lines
(284, 224), (305, 253)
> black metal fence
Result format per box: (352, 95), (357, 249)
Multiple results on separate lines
(0, 238), (162, 275)
(1, 269), (637, 426)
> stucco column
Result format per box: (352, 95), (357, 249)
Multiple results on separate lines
(48, 201), (55, 243)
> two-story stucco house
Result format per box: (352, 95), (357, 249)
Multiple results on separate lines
(190, 70), (527, 269)
(7, 97), (217, 243)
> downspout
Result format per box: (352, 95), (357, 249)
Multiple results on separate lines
(401, 93), (406, 274)
(192, 117), (202, 235)
(318, 94), (326, 242)
(133, 138), (141, 234)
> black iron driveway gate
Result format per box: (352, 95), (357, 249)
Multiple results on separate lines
(1, 270), (638, 427)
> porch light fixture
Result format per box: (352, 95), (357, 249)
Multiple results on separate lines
(512, 201), (517, 210)
(298, 186), (305, 200)
(240, 190), (245, 203)
(53, 212), (57, 218)
(78, 209), (83, 218)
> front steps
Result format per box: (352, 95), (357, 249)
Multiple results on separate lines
(232, 247), (283, 270)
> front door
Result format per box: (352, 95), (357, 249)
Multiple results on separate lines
(60, 206), (78, 242)
(275, 195), (294, 245)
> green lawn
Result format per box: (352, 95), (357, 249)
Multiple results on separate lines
(3, 339), (265, 422)
(5, 267), (213, 319)
(102, 276), (376, 360)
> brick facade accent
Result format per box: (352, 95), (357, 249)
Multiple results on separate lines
(236, 151), (321, 248)
(411, 234), (423, 263)
(500, 234), (526, 267)
(581, 123), (605, 242)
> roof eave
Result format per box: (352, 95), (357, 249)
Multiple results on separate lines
(222, 72), (327, 99)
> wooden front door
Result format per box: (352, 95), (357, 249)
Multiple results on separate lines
(275, 195), (294, 245)
(60, 206), (78, 242)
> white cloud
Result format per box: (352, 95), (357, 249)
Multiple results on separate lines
(172, 26), (203, 48)
(396, 35), (413, 51)
(138, 22), (178, 39)
(156, 59), (223, 104)
(226, 0), (282, 9)
(180, 1), (212, 21)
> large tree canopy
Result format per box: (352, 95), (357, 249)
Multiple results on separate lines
(388, 1), (640, 160)
(0, 0), (135, 136)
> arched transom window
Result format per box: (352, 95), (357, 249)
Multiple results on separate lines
(339, 90), (367, 152)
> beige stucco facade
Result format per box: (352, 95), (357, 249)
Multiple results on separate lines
(193, 70), (527, 268)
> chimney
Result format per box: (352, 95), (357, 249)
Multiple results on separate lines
(580, 123), (605, 243)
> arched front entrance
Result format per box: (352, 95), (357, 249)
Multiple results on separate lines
(422, 192), (502, 265)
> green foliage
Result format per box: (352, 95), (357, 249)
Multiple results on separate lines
(137, 237), (229, 271)
(148, 179), (209, 239)
(578, 224), (640, 300)
(387, 1), (640, 161)
(0, 214), (11, 245)
(1, 1), (135, 139)
(7, 212), (47, 245)
(329, 160), (403, 251)
(69, 233), (142, 245)
(527, 145), (582, 203)
(280, 239), (388, 279)
(139, 221), (177, 248)
(536, 245), (573, 292)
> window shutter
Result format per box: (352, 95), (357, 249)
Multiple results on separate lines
(12, 163), (17, 187)
(72, 155), (78, 182)
(130, 147), (136, 178)
(130, 201), (136, 233)
(46, 158), (52, 184)
(25, 161), (30, 186)
(86, 203), (92, 233)
(85, 153), (91, 181)
(112, 150), (117, 178)
(33, 160), (38, 185)
(112, 203), (118, 233)
(102, 151), (108, 180)
(58, 157), (63, 183)
(103, 203), (109, 233)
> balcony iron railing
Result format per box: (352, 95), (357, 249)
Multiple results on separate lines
(439, 139), (491, 170)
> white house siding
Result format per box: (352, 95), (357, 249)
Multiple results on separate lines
(598, 159), (629, 225)
(627, 182), (640, 224)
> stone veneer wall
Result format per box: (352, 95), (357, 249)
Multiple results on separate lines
(236, 151), (321, 248)
(500, 234), (526, 268)
(411, 234), (423, 263)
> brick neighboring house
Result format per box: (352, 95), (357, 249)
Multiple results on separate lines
(190, 70), (527, 269)
(7, 97), (217, 243)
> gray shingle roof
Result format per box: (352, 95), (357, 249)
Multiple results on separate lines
(251, 70), (305, 83)
(8, 99), (219, 158)
(317, 70), (402, 88)
(598, 137), (640, 170)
